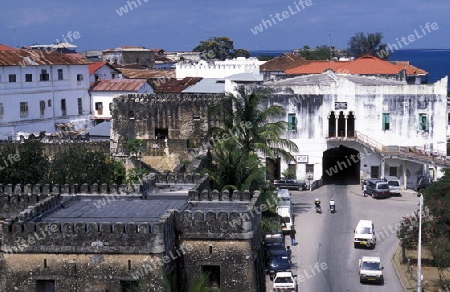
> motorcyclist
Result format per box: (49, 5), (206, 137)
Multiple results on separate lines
(314, 198), (321, 211)
(329, 198), (336, 211)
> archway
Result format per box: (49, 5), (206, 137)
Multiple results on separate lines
(322, 145), (360, 185)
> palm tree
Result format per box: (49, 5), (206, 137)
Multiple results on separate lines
(205, 87), (298, 191)
(210, 87), (298, 163)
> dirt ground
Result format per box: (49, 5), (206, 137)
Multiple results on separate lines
(393, 246), (450, 291)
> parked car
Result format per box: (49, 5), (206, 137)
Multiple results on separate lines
(416, 176), (432, 191)
(383, 176), (402, 196)
(264, 233), (284, 247)
(274, 178), (307, 191)
(268, 254), (291, 280)
(365, 178), (390, 199)
(272, 271), (298, 291)
(359, 256), (384, 284)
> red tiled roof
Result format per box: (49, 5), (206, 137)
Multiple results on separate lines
(89, 61), (107, 75)
(260, 53), (310, 72)
(89, 79), (148, 92)
(390, 61), (428, 75)
(286, 55), (404, 75)
(0, 49), (91, 66)
(149, 77), (202, 93)
(0, 44), (15, 51)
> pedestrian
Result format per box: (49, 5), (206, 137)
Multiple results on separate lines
(290, 225), (296, 246)
(286, 246), (292, 263)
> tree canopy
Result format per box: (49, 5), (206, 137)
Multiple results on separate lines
(193, 37), (250, 61)
(295, 45), (334, 60)
(347, 32), (387, 58)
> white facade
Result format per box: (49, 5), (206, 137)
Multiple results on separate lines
(89, 64), (122, 83)
(90, 82), (153, 120)
(176, 57), (261, 79)
(262, 72), (449, 189)
(0, 60), (91, 140)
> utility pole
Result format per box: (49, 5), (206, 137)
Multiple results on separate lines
(417, 192), (423, 292)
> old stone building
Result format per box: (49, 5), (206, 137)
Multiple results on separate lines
(260, 72), (449, 188)
(110, 93), (229, 160)
(0, 175), (265, 291)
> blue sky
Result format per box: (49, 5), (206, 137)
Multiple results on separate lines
(0, 0), (449, 52)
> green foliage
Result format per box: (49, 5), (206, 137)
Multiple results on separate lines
(49, 145), (126, 185)
(205, 88), (298, 192)
(189, 272), (211, 292)
(257, 55), (275, 61)
(282, 169), (296, 179)
(127, 168), (149, 184)
(0, 140), (49, 184)
(295, 45), (334, 60)
(193, 36), (250, 61)
(347, 32), (386, 58)
(125, 139), (143, 156)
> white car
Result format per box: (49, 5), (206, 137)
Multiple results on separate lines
(272, 271), (298, 291)
(359, 256), (384, 284)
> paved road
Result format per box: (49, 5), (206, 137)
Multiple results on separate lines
(266, 184), (418, 292)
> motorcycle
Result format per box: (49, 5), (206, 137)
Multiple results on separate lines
(316, 205), (322, 213)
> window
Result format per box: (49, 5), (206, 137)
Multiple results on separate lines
(77, 98), (82, 115)
(20, 102), (28, 117)
(8, 74), (16, 82)
(111, 73), (116, 79)
(36, 280), (55, 292)
(40, 100), (45, 117)
(76, 74), (83, 81)
(57, 69), (63, 80)
(155, 128), (168, 139)
(95, 102), (103, 115)
(382, 113), (390, 131)
(419, 113), (429, 131)
(389, 167), (398, 177)
(288, 113), (297, 130)
(192, 114), (201, 121)
(94, 74), (99, 81)
(25, 74), (33, 82)
(40, 69), (49, 81)
(61, 99), (66, 116)
(306, 164), (314, 173)
(47, 99), (52, 107)
(0, 103), (4, 119)
(202, 265), (220, 289)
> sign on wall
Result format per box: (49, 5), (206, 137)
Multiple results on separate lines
(335, 102), (347, 110)
(296, 155), (308, 164)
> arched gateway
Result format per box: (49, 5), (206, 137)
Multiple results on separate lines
(322, 146), (360, 185)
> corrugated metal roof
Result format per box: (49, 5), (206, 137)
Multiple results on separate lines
(89, 61), (107, 75)
(119, 69), (175, 79)
(0, 49), (91, 66)
(150, 77), (202, 93)
(89, 79), (148, 92)
(0, 44), (15, 51)
(260, 53), (310, 72)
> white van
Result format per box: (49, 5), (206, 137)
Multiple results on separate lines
(383, 176), (401, 196)
(354, 220), (376, 249)
(276, 201), (293, 234)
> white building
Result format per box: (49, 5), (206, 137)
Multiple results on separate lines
(89, 61), (122, 83)
(89, 79), (154, 123)
(261, 72), (449, 189)
(0, 49), (92, 140)
(176, 57), (261, 79)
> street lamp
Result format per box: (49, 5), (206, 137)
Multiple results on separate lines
(417, 192), (423, 292)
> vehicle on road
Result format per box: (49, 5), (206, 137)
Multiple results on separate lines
(416, 176), (432, 191)
(274, 178), (307, 191)
(264, 233), (284, 247)
(269, 254), (292, 280)
(383, 176), (402, 196)
(354, 220), (376, 249)
(359, 256), (384, 284)
(365, 178), (390, 199)
(277, 201), (293, 234)
(272, 271), (298, 291)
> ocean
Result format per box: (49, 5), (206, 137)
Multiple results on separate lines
(251, 49), (450, 90)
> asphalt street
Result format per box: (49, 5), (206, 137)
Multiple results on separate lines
(266, 184), (418, 292)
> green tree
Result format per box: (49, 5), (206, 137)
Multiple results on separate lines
(205, 88), (298, 192)
(347, 32), (387, 58)
(0, 140), (49, 184)
(193, 37), (250, 61)
(49, 145), (126, 185)
(295, 45), (334, 60)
